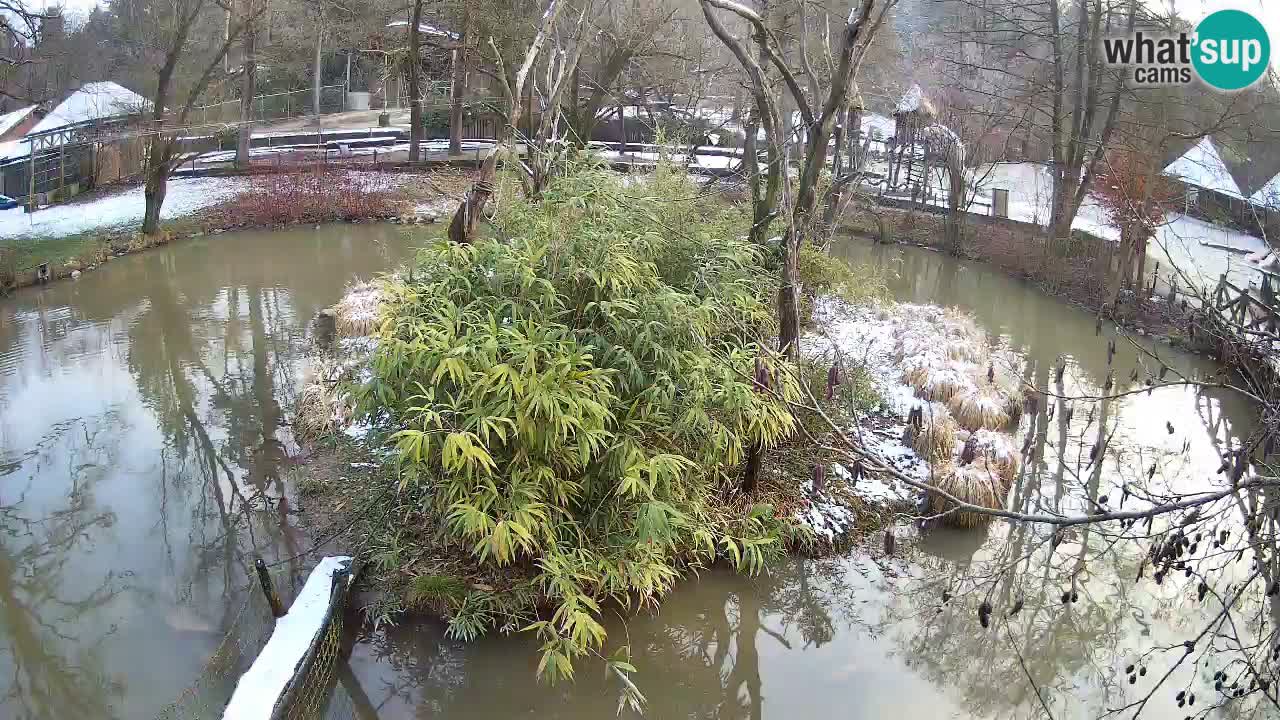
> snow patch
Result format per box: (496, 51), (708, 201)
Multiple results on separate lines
(0, 176), (248, 239)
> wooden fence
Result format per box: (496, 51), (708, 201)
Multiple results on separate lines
(1212, 273), (1280, 336)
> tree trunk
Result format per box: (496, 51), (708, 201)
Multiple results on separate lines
(1133, 232), (1149, 293)
(235, 7), (257, 171)
(142, 148), (169, 236)
(820, 124), (844, 236)
(778, 241), (800, 362)
(447, 11), (469, 156)
(407, 0), (424, 162)
(312, 16), (323, 119)
(847, 102), (863, 171)
(447, 152), (496, 243)
(741, 444), (762, 494)
(1049, 165), (1082, 253)
(945, 149), (965, 256)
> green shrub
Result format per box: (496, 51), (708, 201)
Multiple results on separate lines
(797, 245), (888, 326)
(359, 162), (799, 682)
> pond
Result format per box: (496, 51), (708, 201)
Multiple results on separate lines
(0, 224), (416, 719)
(0, 229), (1267, 719)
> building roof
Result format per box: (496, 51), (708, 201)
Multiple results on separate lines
(385, 19), (458, 40)
(1250, 171), (1280, 208)
(28, 82), (149, 136)
(894, 84), (935, 116)
(1161, 136), (1244, 199)
(0, 105), (36, 138)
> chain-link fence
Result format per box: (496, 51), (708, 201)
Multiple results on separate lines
(272, 566), (354, 720)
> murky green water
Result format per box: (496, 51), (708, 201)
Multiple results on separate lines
(0, 230), (1268, 719)
(0, 224), (415, 719)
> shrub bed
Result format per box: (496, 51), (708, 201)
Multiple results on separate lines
(206, 165), (403, 227)
(354, 162), (806, 682)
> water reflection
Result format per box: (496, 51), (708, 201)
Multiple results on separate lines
(348, 238), (1270, 720)
(348, 557), (973, 720)
(0, 415), (124, 719)
(833, 238), (1270, 719)
(0, 225), (415, 718)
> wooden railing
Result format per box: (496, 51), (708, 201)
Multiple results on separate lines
(1212, 273), (1280, 336)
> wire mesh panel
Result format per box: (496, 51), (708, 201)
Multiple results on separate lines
(152, 585), (277, 720)
(153, 559), (362, 720)
(271, 566), (354, 720)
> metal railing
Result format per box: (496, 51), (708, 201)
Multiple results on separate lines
(191, 85), (347, 126)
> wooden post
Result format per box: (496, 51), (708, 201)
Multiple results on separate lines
(992, 188), (1009, 218)
(255, 557), (285, 618)
(26, 139), (35, 212)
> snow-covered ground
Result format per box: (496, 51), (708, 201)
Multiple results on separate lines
(1150, 214), (1269, 294)
(974, 161), (1271, 295)
(0, 176), (249, 240)
(0, 169), (430, 240)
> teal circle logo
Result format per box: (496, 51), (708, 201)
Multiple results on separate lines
(1193, 9), (1270, 90)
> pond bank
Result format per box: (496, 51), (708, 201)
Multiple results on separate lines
(0, 166), (470, 294)
(839, 200), (1196, 345)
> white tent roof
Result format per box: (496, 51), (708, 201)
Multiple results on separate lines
(1161, 136), (1243, 199)
(0, 105), (35, 137)
(1249, 171), (1280, 208)
(28, 82), (149, 135)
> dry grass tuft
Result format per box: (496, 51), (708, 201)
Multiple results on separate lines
(294, 357), (357, 440)
(335, 281), (382, 338)
(294, 381), (338, 440)
(949, 385), (1012, 431)
(968, 428), (1020, 484)
(928, 463), (1005, 528)
(917, 363), (978, 403)
(911, 403), (959, 462)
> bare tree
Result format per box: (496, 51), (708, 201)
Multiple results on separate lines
(701, 0), (895, 361)
(134, 0), (262, 235)
(446, 0), (565, 244)
(235, 0), (261, 170)
(407, 0), (426, 162)
(448, 5), (470, 156)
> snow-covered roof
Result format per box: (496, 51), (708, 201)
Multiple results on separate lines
(1249, 171), (1280, 208)
(861, 113), (895, 139)
(386, 19), (458, 40)
(28, 82), (149, 136)
(0, 140), (25, 163)
(895, 84), (934, 116)
(0, 105), (36, 137)
(1161, 136), (1244, 199)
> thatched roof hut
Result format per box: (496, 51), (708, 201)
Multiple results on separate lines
(893, 84), (936, 141)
